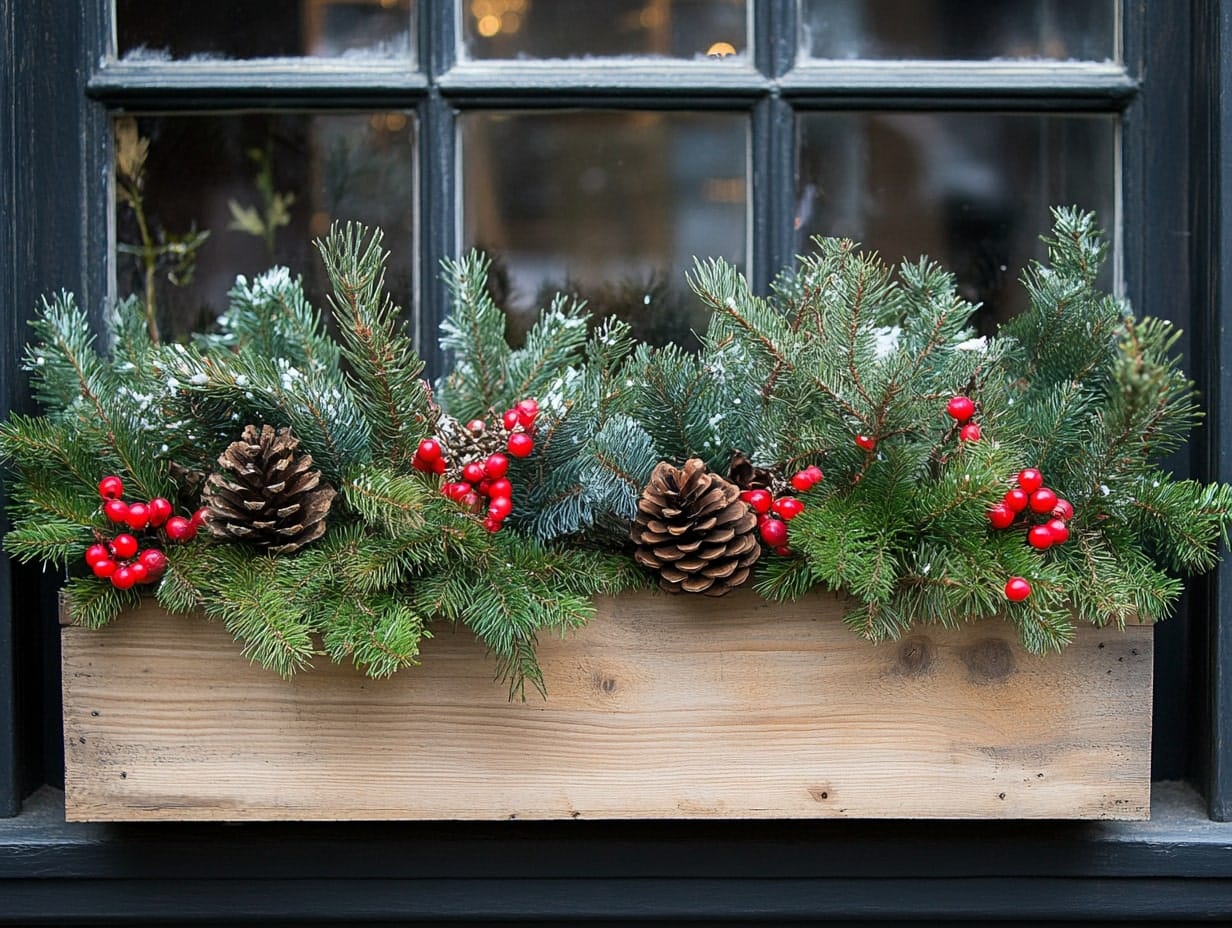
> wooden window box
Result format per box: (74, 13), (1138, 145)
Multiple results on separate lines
(61, 591), (1151, 822)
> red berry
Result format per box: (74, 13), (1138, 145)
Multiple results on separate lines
(164, 516), (196, 542)
(1027, 525), (1054, 550)
(442, 482), (471, 502)
(790, 472), (814, 492)
(110, 566), (137, 590)
(855, 434), (876, 451)
(488, 477), (513, 499)
(147, 497), (173, 527)
(959, 423), (982, 442)
(103, 499), (130, 523)
(466, 419), (487, 435)
(759, 517), (788, 546)
(773, 497), (805, 521)
(1029, 487), (1058, 514)
(742, 489), (773, 514)
(502, 409), (520, 430)
(91, 558), (117, 579)
(1017, 468), (1044, 493)
(946, 395), (975, 423)
(484, 453), (510, 479)
(462, 461), (487, 484)
(138, 548), (168, 574)
(805, 465), (823, 482)
(507, 432), (534, 458)
(85, 544), (110, 567)
(483, 516), (502, 533)
(411, 452), (431, 473)
(773, 545), (793, 557)
(124, 502), (150, 531)
(516, 398), (539, 426)
(417, 438), (442, 463)
(432, 457), (447, 475)
(1004, 577), (1032, 602)
(460, 492), (482, 513)
(191, 507), (208, 527)
(1052, 498), (1074, 521)
(1046, 518), (1070, 544)
(128, 561), (150, 584)
(1004, 488), (1029, 513)
(98, 476), (124, 500)
(111, 533), (139, 559)
(488, 496), (514, 521)
(477, 479), (493, 497)
(987, 503), (1014, 530)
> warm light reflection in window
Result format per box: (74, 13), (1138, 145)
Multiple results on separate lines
(471, 0), (526, 37)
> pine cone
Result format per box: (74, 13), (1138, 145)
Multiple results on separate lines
(201, 425), (335, 554)
(728, 450), (789, 497)
(630, 458), (761, 596)
(435, 413), (515, 481)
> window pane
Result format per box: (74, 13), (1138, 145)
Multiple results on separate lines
(116, 0), (415, 60)
(796, 113), (1117, 326)
(801, 0), (1116, 61)
(114, 112), (415, 341)
(462, 0), (748, 60)
(462, 111), (747, 348)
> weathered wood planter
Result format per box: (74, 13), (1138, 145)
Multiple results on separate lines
(61, 590), (1152, 822)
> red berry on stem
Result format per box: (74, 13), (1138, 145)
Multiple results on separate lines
(488, 496), (514, 521)
(124, 502), (150, 531)
(128, 561), (149, 584)
(773, 497), (805, 521)
(742, 489), (772, 514)
(759, 517), (788, 547)
(85, 544), (110, 567)
(773, 545), (793, 557)
(466, 419), (486, 435)
(417, 438), (442, 463)
(411, 452), (430, 473)
(98, 475), (124, 500)
(191, 507), (208, 527)
(1046, 518), (1070, 544)
(138, 548), (168, 574)
(946, 395), (975, 423)
(432, 457), (447, 475)
(91, 558), (117, 579)
(147, 497), (173, 527)
(442, 482), (471, 502)
(1017, 468), (1043, 493)
(987, 503), (1014, 530)
(959, 423), (981, 442)
(477, 479), (493, 497)
(1004, 577), (1032, 602)
(484, 453), (509, 479)
(855, 434), (876, 451)
(488, 477), (513, 499)
(483, 516), (502, 534)
(805, 465), (823, 483)
(1027, 525), (1054, 550)
(164, 516), (195, 542)
(103, 499), (130, 523)
(111, 566), (137, 590)
(1004, 488), (1029, 513)
(1052, 498), (1074, 521)
(502, 409), (520, 430)
(507, 432), (534, 458)
(461, 492), (481, 512)
(790, 471), (814, 492)
(462, 461), (486, 484)
(516, 398), (539, 426)
(111, 533), (139, 559)
(1029, 487), (1058, 514)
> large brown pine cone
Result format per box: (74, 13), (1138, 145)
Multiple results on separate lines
(630, 458), (761, 596)
(201, 424), (335, 554)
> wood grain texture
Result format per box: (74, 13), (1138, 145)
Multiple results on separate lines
(61, 592), (1152, 822)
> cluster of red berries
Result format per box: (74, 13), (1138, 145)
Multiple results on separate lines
(740, 466), (823, 555)
(987, 468), (1076, 603)
(413, 399), (539, 533)
(945, 395), (982, 442)
(84, 476), (202, 589)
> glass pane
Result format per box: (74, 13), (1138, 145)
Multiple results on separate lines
(796, 113), (1117, 327)
(462, 0), (748, 60)
(801, 0), (1116, 61)
(116, 0), (415, 60)
(462, 111), (747, 348)
(114, 112), (415, 341)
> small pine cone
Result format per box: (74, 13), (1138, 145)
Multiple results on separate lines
(201, 424), (335, 554)
(435, 413), (517, 480)
(728, 450), (790, 498)
(630, 458), (761, 596)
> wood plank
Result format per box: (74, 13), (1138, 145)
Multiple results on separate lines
(61, 591), (1152, 821)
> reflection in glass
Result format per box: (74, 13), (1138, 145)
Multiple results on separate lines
(462, 0), (747, 60)
(116, 0), (414, 60)
(801, 0), (1115, 61)
(114, 113), (415, 341)
(796, 113), (1116, 327)
(462, 111), (747, 348)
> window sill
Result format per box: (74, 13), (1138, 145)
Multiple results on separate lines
(1, 782), (1230, 922)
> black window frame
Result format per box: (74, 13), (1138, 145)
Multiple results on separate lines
(3, 1), (1232, 921)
